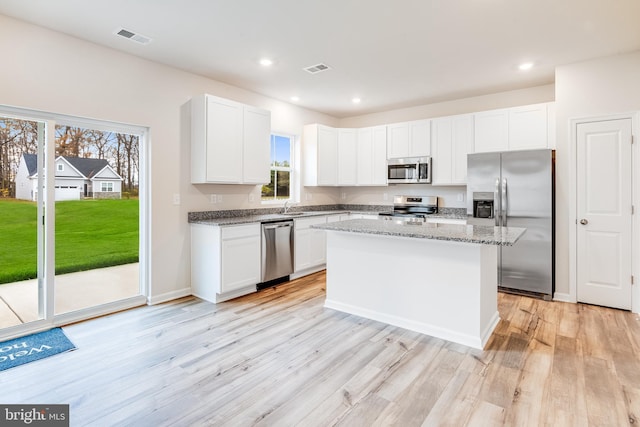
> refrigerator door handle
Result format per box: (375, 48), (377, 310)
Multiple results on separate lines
(502, 178), (508, 226)
(494, 178), (500, 226)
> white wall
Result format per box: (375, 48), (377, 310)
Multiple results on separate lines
(555, 50), (640, 300)
(338, 85), (555, 128)
(0, 14), (338, 302)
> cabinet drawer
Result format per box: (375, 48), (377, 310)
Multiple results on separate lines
(221, 223), (260, 240)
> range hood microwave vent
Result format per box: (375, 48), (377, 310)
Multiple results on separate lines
(303, 63), (331, 74)
(115, 28), (152, 45)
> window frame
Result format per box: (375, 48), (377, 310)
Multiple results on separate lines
(261, 132), (295, 205)
(101, 181), (114, 192)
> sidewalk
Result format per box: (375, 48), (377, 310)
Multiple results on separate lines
(0, 263), (140, 328)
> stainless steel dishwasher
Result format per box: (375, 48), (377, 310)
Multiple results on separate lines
(259, 220), (294, 288)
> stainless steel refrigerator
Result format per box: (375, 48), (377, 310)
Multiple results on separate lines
(467, 149), (554, 299)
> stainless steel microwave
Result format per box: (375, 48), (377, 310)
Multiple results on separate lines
(387, 157), (432, 184)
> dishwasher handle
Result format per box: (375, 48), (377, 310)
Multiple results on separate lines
(262, 222), (293, 230)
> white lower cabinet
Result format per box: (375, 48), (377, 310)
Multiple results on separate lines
(191, 223), (261, 303)
(294, 216), (328, 273)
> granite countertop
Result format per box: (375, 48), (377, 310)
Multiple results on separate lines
(188, 210), (347, 226)
(188, 206), (468, 226)
(312, 218), (526, 246)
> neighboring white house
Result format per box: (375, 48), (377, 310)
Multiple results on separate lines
(15, 153), (124, 201)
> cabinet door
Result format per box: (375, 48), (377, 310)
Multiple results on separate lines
(242, 106), (271, 184)
(474, 109), (508, 153)
(508, 103), (548, 151)
(205, 96), (243, 183)
(317, 126), (339, 186)
(409, 119), (431, 156)
(387, 123), (409, 159)
(221, 224), (261, 293)
(294, 216), (327, 271)
(431, 117), (454, 185)
(451, 114), (474, 184)
(372, 126), (388, 185)
(338, 129), (357, 186)
(357, 127), (374, 185)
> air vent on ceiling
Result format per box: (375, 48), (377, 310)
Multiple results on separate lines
(114, 27), (152, 45)
(303, 63), (331, 74)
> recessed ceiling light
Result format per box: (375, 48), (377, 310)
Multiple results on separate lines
(290, 96), (300, 102)
(259, 58), (273, 67)
(518, 62), (534, 71)
(352, 97), (361, 104)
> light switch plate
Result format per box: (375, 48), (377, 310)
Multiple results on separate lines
(210, 194), (217, 204)
(172, 193), (180, 205)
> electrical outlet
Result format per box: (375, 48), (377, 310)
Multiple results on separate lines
(457, 193), (465, 202)
(172, 193), (180, 205)
(383, 192), (388, 201)
(210, 194), (217, 204)
(249, 193), (255, 202)
(341, 192), (346, 200)
(217, 194), (223, 203)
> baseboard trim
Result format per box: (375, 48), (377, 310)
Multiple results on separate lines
(324, 299), (493, 350)
(148, 287), (192, 305)
(553, 292), (574, 303)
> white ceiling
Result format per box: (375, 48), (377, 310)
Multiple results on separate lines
(1, 0), (639, 118)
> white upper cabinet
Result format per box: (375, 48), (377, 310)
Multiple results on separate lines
(508, 103), (548, 151)
(409, 119), (431, 157)
(387, 123), (410, 159)
(337, 129), (358, 186)
(305, 124), (388, 187)
(191, 94), (271, 184)
(357, 126), (387, 186)
(303, 124), (338, 186)
(473, 102), (553, 153)
(387, 119), (431, 159)
(432, 114), (474, 185)
(473, 109), (509, 153)
(242, 106), (271, 184)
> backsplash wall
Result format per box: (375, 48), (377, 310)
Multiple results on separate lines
(335, 184), (467, 209)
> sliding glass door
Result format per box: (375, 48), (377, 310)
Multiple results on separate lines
(0, 116), (45, 330)
(0, 107), (147, 338)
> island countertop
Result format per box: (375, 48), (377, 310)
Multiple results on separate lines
(313, 218), (526, 246)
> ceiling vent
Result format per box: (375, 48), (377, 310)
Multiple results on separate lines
(114, 28), (152, 45)
(303, 63), (331, 74)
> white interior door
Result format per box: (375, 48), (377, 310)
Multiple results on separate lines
(576, 119), (632, 310)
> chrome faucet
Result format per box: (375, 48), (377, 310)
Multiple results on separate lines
(283, 200), (294, 214)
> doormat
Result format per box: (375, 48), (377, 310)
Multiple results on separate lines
(0, 328), (76, 372)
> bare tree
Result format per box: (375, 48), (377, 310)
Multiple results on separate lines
(0, 118), (38, 197)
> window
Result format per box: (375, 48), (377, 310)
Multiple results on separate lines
(262, 133), (292, 202)
(57, 163), (64, 172)
(101, 182), (113, 192)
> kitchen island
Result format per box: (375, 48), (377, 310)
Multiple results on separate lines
(313, 219), (526, 349)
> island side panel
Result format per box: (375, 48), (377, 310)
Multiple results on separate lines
(324, 230), (499, 349)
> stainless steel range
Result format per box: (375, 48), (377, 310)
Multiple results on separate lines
(378, 195), (438, 222)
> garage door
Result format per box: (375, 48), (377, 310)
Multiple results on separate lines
(55, 186), (80, 201)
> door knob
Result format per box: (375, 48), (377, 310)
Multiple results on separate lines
(580, 219), (588, 225)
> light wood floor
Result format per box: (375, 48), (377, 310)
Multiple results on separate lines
(3, 271), (639, 426)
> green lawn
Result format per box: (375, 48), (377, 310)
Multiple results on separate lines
(0, 198), (138, 284)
